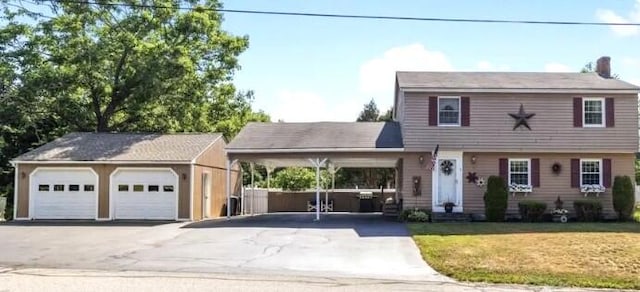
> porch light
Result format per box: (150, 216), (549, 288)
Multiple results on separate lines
(418, 155), (425, 165)
(471, 155), (477, 164)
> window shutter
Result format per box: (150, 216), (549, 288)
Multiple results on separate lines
(605, 98), (614, 127)
(573, 97), (582, 127)
(461, 96), (470, 126)
(531, 158), (540, 187)
(429, 96), (438, 126)
(499, 158), (508, 183)
(571, 159), (580, 188)
(603, 158), (612, 187)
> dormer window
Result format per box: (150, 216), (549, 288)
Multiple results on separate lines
(438, 96), (460, 126)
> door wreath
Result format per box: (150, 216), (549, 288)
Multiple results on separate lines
(440, 160), (454, 175)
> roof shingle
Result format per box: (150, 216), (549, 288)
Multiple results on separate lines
(396, 71), (640, 91)
(226, 122), (403, 151)
(13, 132), (222, 162)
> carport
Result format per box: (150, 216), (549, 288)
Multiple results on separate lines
(224, 122), (404, 221)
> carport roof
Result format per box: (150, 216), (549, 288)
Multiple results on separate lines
(226, 122), (404, 152)
(12, 132), (222, 163)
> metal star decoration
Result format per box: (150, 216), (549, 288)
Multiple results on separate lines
(466, 172), (478, 184)
(509, 104), (536, 130)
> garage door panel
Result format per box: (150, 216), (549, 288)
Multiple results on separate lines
(30, 169), (98, 220)
(112, 169), (178, 220)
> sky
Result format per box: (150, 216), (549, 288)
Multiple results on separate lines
(220, 0), (640, 122)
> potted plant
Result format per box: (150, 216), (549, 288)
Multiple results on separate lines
(444, 202), (455, 213)
(552, 196), (569, 223)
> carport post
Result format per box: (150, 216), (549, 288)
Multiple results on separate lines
(309, 158), (327, 221)
(250, 162), (255, 216)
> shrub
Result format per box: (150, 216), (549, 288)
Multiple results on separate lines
(573, 200), (603, 222)
(634, 205), (640, 223)
(483, 176), (508, 222)
(518, 200), (547, 222)
(399, 209), (430, 222)
(612, 175), (635, 221)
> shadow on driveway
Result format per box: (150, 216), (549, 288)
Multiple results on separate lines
(182, 213), (409, 237)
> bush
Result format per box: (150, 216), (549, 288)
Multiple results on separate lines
(573, 200), (603, 222)
(399, 209), (430, 222)
(483, 176), (508, 222)
(518, 200), (547, 222)
(612, 175), (635, 221)
(634, 205), (640, 223)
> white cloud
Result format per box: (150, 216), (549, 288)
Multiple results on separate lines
(544, 63), (573, 72)
(596, 0), (640, 37)
(265, 90), (361, 122)
(359, 44), (453, 94)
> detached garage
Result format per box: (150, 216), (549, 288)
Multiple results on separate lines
(11, 132), (241, 221)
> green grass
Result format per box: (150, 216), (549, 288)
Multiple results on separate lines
(409, 222), (640, 289)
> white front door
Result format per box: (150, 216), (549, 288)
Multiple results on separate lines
(432, 152), (463, 212)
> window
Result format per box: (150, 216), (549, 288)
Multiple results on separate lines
(163, 185), (174, 192)
(38, 185), (50, 191)
(69, 184), (80, 191)
(438, 97), (460, 125)
(133, 184), (144, 192)
(509, 159), (530, 185)
(581, 159), (602, 185)
(583, 98), (604, 127)
(84, 185), (95, 192)
(118, 184), (129, 191)
(53, 184), (64, 192)
(148, 185), (159, 192)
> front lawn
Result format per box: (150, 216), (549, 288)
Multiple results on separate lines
(409, 223), (640, 289)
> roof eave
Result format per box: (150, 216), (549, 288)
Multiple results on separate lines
(11, 160), (193, 165)
(400, 87), (640, 94)
(226, 147), (405, 154)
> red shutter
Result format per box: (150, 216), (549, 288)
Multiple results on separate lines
(461, 96), (470, 126)
(571, 158), (580, 188)
(531, 158), (540, 187)
(499, 158), (508, 183)
(603, 158), (612, 187)
(429, 96), (438, 126)
(573, 97), (583, 127)
(605, 98), (614, 127)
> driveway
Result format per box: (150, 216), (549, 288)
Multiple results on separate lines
(0, 213), (448, 281)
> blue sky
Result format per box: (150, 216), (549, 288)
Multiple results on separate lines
(221, 0), (640, 122)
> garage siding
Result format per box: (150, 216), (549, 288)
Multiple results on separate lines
(15, 163), (191, 220)
(193, 137), (241, 220)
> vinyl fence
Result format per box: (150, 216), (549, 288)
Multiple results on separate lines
(241, 187), (269, 215)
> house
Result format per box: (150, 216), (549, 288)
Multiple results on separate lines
(11, 132), (241, 221)
(393, 57), (639, 217)
(227, 57), (639, 219)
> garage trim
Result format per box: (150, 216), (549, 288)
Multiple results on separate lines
(108, 167), (180, 220)
(28, 167), (100, 220)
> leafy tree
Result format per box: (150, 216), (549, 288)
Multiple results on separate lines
(270, 167), (330, 191)
(0, 0), (268, 218)
(357, 99), (380, 122)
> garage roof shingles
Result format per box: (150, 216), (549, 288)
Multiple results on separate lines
(226, 122), (403, 151)
(14, 132), (222, 162)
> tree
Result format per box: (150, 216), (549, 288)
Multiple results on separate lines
(357, 99), (380, 122)
(270, 167), (331, 191)
(0, 0), (268, 218)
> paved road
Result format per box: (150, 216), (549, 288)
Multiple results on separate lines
(0, 213), (445, 281)
(0, 268), (624, 292)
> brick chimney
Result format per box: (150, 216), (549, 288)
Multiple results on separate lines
(595, 56), (611, 78)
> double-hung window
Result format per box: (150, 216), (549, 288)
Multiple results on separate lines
(509, 159), (530, 186)
(580, 159), (602, 185)
(438, 97), (460, 126)
(583, 98), (604, 127)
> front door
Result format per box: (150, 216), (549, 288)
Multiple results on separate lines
(432, 152), (463, 212)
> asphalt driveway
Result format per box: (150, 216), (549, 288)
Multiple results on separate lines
(0, 213), (448, 281)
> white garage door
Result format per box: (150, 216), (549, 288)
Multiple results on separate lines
(111, 168), (178, 220)
(30, 168), (98, 219)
